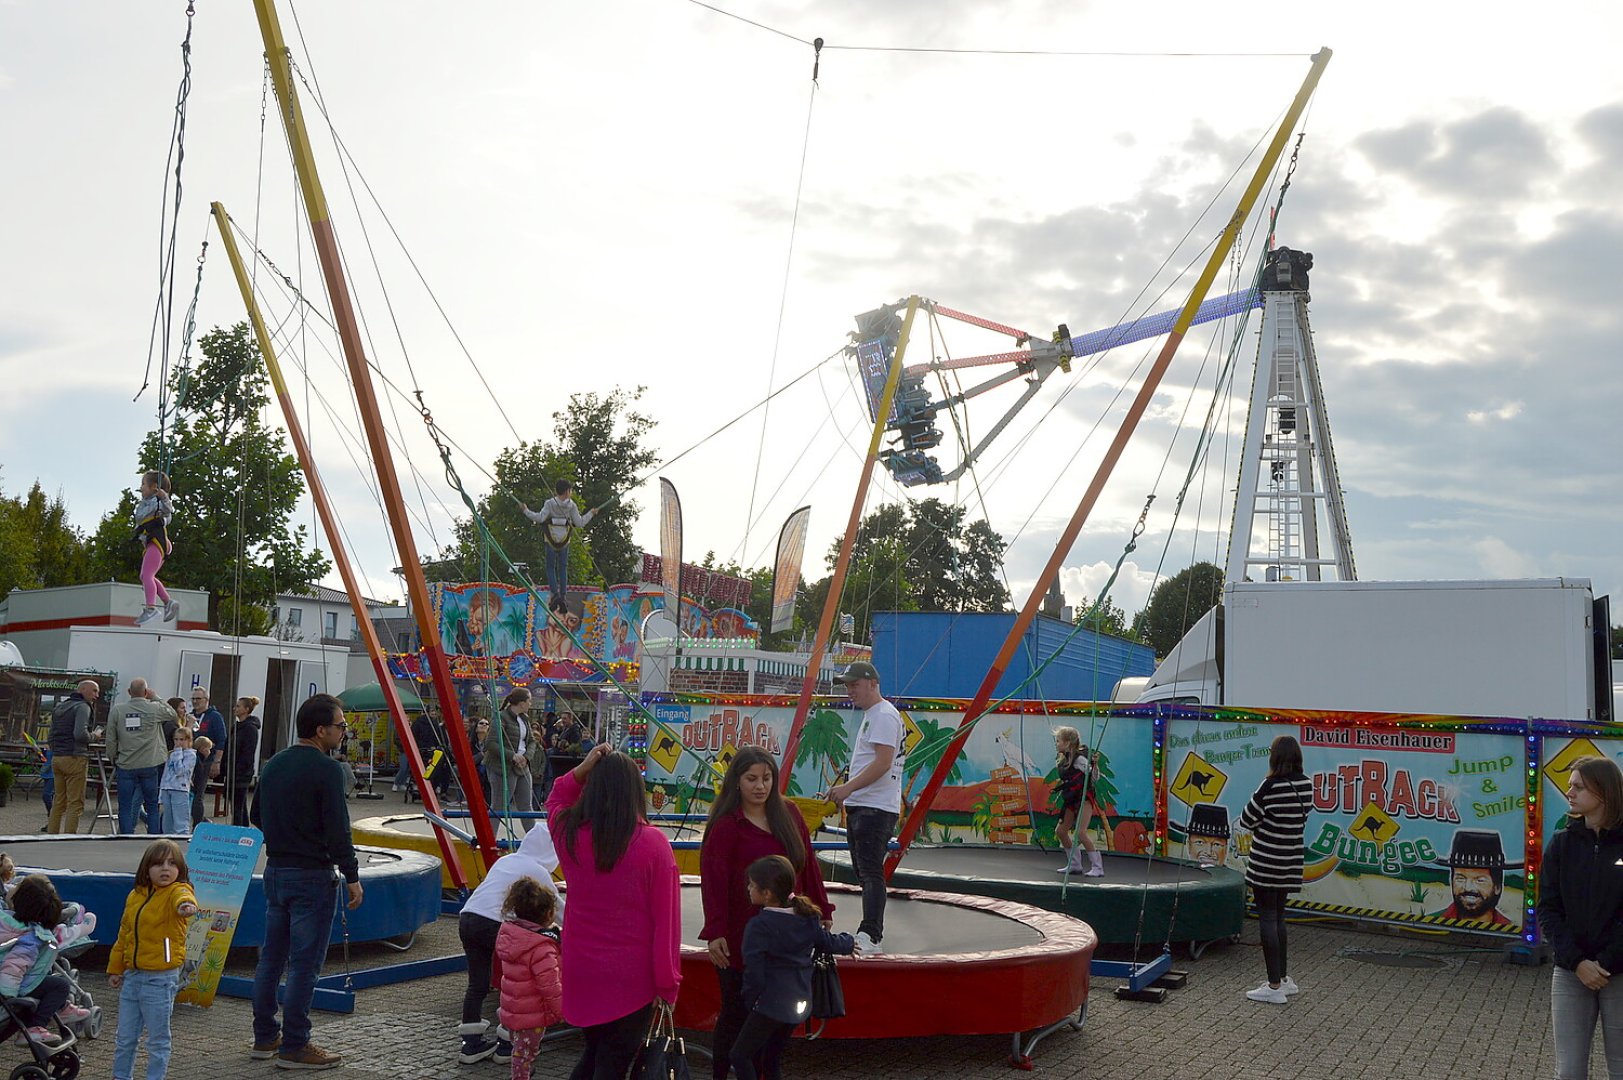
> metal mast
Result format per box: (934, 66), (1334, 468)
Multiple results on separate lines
(1224, 247), (1356, 583)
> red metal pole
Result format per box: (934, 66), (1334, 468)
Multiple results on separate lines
(888, 48), (1334, 875)
(253, 0), (499, 871)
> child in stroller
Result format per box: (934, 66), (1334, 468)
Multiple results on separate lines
(0, 873), (97, 1078)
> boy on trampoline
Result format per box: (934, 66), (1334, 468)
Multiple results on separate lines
(1052, 727), (1104, 876)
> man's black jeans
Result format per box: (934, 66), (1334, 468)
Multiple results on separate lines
(845, 806), (897, 942)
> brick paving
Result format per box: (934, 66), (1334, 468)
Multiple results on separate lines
(0, 786), (1594, 1078)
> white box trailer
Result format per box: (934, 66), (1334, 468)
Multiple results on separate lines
(1137, 578), (1607, 722)
(64, 625), (350, 765)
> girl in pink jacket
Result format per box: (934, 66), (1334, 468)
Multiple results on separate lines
(495, 877), (562, 1080)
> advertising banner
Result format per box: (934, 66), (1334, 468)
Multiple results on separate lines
(177, 822), (263, 1007)
(770, 507), (811, 634)
(1165, 717), (1527, 934)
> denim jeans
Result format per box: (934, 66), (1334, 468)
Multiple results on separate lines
(1552, 965), (1623, 1079)
(112, 968), (180, 1080)
(159, 790), (192, 836)
(116, 765), (162, 834)
(845, 806), (897, 942)
(253, 866), (339, 1053)
(544, 544), (569, 601)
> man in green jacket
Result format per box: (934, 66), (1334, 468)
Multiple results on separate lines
(105, 677), (176, 834)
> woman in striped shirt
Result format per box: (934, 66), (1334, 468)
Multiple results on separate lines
(1237, 735), (1313, 1005)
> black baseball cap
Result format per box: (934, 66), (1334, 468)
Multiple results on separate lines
(835, 661), (879, 684)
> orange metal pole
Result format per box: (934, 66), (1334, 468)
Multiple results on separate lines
(889, 48), (1334, 874)
(252, 0), (499, 870)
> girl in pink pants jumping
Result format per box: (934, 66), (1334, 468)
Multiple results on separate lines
(132, 470), (177, 627)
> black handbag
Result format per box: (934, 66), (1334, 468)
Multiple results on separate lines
(809, 947), (846, 1020)
(630, 1001), (690, 1080)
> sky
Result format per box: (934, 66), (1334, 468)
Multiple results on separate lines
(1, 1), (1619, 630)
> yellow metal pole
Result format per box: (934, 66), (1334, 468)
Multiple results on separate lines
(778, 296), (921, 788)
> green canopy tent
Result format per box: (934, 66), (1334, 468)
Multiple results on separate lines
(337, 681), (425, 713)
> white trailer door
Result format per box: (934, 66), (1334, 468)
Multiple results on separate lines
(295, 660), (328, 703)
(177, 651), (214, 697)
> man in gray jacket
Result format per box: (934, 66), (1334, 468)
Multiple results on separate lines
(46, 679), (102, 834)
(106, 677), (177, 834)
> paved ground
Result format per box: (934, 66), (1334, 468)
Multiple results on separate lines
(0, 785), (1593, 1079)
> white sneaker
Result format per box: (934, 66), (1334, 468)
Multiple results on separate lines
(1246, 984), (1288, 1004)
(135, 606), (160, 626)
(1280, 976), (1300, 996)
(853, 931), (883, 956)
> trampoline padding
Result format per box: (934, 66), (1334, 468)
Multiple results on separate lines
(4, 835), (441, 948)
(674, 880), (1093, 1040)
(821, 845), (1246, 945)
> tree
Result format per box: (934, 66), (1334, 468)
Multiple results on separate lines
(1076, 596), (1132, 639)
(803, 499), (1010, 645)
(1134, 561), (1225, 656)
(434, 387), (657, 589)
(86, 323), (330, 630)
(0, 477), (90, 596)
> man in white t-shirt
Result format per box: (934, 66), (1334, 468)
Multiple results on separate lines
(827, 661), (904, 954)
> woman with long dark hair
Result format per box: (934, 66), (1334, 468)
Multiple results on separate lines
(486, 688), (536, 832)
(547, 743), (680, 1080)
(700, 747), (833, 1080)
(1237, 734), (1312, 1004)
(226, 696), (262, 827)
(1539, 755), (1623, 1078)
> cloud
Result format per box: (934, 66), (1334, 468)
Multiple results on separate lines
(1354, 106), (1556, 198)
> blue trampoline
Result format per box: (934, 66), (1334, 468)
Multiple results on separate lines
(3, 835), (441, 948)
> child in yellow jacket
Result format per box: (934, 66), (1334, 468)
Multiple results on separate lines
(108, 839), (198, 1080)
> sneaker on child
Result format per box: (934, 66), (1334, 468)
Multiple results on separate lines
(135, 607), (160, 626)
(163, 600), (180, 622)
(56, 1004), (91, 1024)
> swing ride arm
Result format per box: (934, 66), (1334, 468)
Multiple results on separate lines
(252, 0), (500, 874)
(778, 298), (922, 789)
(888, 47), (1334, 876)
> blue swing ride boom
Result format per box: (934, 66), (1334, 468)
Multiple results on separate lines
(854, 286), (1265, 487)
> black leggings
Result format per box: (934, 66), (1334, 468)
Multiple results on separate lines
(569, 1002), (654, 1080)
(458, 912), (499, 1024)
(729, 1010), (791, 1080)
(1254, 886), (1288, 985)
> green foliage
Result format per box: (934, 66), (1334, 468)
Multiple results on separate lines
(969, 791), (997, 839)
(434, 387), (657, 589)
(806, 500), (1009, 645)
(86, 323), (330, 628)
(1076, 596), (1133, 639)
(0, 762), (13, 792)
(0, 476), (90, 596)
(902, 715), (963, 801)
(1133, 561), (1225, 657)
(1612, 625), (1622, 660)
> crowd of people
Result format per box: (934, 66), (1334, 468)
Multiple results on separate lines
(14, 661), (1623, 1078)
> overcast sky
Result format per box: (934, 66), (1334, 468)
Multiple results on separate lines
(2, 1), (1618, 628)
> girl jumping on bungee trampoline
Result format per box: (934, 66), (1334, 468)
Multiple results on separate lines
(132, 470), (177, 627)
(1053, 726), (1104, 876)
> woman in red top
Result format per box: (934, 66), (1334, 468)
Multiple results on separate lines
(548, 744), (681, 1080)
(700, 747), (833, 1080)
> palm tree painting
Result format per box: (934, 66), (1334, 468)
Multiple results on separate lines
(793, 708), (852, 791)
(970, 791), (998, 841)
(901, 715), (963, 806)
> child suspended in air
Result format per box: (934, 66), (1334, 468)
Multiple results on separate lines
(132, 470), (177, 627)
(518, 480), (595, 604)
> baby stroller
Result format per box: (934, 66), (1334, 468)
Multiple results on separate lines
(50, 936), (101, 1043)
(0, 991), (79, 1080)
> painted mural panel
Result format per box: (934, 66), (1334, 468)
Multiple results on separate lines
(638, 699), (1153, 849)
(1165, 717), (1527, 934)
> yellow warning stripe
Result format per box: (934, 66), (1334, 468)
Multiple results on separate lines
(1285, 898), (1519, 934)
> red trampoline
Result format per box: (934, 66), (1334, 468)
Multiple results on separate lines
(674, 880), (1094, 1065)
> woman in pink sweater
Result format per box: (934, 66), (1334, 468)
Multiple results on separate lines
(547, 744), (681, 1079)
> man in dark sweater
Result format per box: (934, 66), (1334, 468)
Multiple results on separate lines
(248, 693), (362, 1071)
(46, 680), (102, 834)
